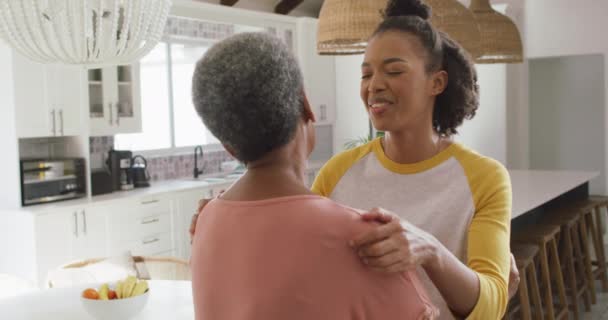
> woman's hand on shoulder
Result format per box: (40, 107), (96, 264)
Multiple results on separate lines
(350, 207), (441, 273)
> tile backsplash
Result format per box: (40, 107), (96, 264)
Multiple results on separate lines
(90, 136), (234, 182)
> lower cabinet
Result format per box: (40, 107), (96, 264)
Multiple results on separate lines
(34, 206), (108, 287)
(30, 184), (227, 287)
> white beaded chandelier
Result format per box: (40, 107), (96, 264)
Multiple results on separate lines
(0, 0), (172, 67)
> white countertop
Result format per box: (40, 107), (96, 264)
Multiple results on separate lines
(0, 280), (194, 320)
(509, 170), (599, 219)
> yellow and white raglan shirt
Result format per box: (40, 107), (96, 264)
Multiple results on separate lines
(312, 138), (511, 320)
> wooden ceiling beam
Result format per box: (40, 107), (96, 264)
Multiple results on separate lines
(274, 0), (304, 15)
(220, 0), (239, 6)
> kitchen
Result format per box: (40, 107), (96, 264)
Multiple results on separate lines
(1, 0), (608, 319)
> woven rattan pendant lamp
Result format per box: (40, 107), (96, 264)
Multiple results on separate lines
(426, 0), (481, 59)
(469, 0), (523, 63)
(317, 0), (387, 55)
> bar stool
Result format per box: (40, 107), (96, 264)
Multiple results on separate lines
(587, 196), (608, 291)
(513, 224), (569, 320)
(504, 244), (543, 320)
(541, 209), (591, 319)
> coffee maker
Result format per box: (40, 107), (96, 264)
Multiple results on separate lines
(107, 149), (134, 191)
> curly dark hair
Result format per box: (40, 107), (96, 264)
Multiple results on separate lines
(373, 0), (479, 136)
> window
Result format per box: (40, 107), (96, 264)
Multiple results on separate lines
(115, 41), (218, 152)
(115, 17), (291, 153)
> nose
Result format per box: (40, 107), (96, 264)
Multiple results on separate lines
(368, 73), (386, 93)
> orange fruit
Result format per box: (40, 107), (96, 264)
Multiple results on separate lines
(82, 288), (99, 300)
(108, 290), (117, 300)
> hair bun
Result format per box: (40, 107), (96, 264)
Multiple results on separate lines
(383, 0), (431, 20)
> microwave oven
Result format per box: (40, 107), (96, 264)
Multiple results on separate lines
(20, 158), (86, 206)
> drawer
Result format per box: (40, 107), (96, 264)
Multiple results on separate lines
(111, 232), (173, 257)
(107, 198), (172, 243)
(109, 212), (172, 244)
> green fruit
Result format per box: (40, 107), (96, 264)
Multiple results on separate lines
(131, 280), (148, 297)
(98, 283), (109, 300)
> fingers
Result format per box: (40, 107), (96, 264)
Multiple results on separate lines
(360, 207), (395, 223)
(362, 250), (403, 268)
(358, 238), (399, 258)
(189, 213), (199, 243)
(350, 220), (403, 248)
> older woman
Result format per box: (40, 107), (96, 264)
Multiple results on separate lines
(189, 33), (438, 319)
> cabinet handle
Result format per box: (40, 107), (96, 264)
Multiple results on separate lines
(141, 217), (160, 225)
(108, 103), (113, 125)
(73, 212), (78, 237)
(81, 210), (87, 235)
(142, 237), (160, 245)
(51, 109), (56, 136)
(116, 104), (120, 126)
(141, 199), (159, 205)
(59, 109), (64, 136)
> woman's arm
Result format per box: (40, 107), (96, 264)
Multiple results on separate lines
(351, 209), (481, 317)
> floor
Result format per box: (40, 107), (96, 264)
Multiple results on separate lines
(585, 289), (608, 319)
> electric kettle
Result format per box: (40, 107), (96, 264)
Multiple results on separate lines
(131, 155), (150, 188)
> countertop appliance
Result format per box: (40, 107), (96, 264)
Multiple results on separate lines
(107, 149), (134, 191)
(131, 155), (150, 188)
(20, 158), (86, 206)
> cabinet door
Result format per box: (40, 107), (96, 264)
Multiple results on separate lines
(34, 210), (76, 287)
(72, 207), (108, 261)
(296, 18), (336, 125)
(88, 67), (113, 136)
(13, 52), (53, 138)
(115, 64), (142, 134)
(54, 65), (84, 136)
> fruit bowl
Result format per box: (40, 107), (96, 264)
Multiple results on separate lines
(80, 276), (149, 320)
(81, 290), (149, 320)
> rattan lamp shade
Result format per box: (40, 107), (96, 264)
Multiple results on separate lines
(317, 0), (387, 55)
(470, 0), (523, 63)
(426, 0), (481, 59)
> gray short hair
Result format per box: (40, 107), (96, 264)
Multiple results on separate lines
(192, 32), (304, 163)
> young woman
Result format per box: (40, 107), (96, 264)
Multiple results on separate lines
(312, 1), (511, 319)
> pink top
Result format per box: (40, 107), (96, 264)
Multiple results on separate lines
(191, 195), (438, 320)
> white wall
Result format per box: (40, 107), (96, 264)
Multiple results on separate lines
(511, 0), (608, 192)
(457, 64), (507, 164)
(529, 55), (606, 194)
(333, 55), (370, 154)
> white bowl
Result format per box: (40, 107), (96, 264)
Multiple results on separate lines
(81, 290), (149, 320)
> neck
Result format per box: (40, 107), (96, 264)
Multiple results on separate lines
(221, 143), (312, 201)
(382, 127), (448, 164)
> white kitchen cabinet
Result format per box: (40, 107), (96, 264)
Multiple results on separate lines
(34, 205), (107, 287)
(88, 64), (142, 136)
(106, 195), (175, 257)
(296, 18), (337, 125)
(13, 52), (83, 138)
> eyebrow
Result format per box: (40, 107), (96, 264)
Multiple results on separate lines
(361, 58), (408, 68)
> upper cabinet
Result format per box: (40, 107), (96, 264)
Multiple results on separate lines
(88, 64), (142, 136)
(13, 52), (83, 138)
(296, 18), (336, 126)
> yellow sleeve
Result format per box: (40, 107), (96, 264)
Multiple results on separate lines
(311, 141), (375, 197)
(457, 152), (512, 319)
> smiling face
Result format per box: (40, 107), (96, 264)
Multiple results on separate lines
(360, 30), (446, 134)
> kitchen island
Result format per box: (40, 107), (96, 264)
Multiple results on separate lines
(509, 169), (599, 225)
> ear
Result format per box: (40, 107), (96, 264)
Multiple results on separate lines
(430, 70), (448, 96)
(301, 91), (316, 123)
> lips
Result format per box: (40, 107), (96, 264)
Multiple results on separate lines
(368, 98), (393, 115)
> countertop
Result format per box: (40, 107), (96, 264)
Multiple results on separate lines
(509, 169), (599, 219)
(0, 280), (194, 320)
(20, 161), (328, 214)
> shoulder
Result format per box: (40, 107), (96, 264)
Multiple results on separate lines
(311, 140), (376, 197)
(451, 143), (511, 209)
